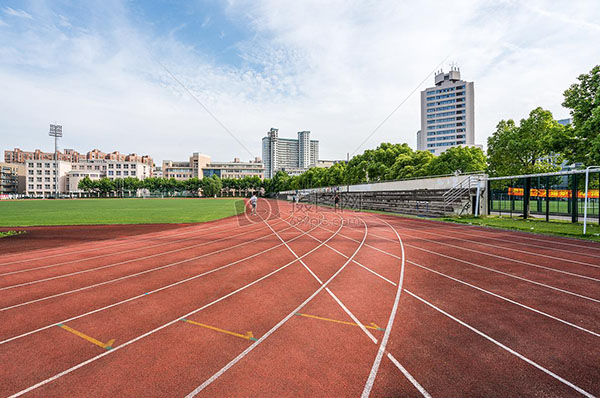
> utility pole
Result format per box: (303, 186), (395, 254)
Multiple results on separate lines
(49, 124), (62, 199)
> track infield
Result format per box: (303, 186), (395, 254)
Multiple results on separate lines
(0, 199), (598, 397)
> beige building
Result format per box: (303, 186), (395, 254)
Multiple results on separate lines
(202, 158), (264, 179)
(0, 162), (26, 195)
(162, 153), (211, 180)
(5, 148), (153, 167)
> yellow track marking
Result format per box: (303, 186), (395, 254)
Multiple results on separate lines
(57, 324), (115, 350)
(295, 313), (385, 331)
(181, 319), (257, 341)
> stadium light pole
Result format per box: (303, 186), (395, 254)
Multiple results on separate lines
(49, 124), (62, 199)
(583, 165), (600, 235)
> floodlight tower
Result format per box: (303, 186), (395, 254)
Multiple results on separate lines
(49, 124), (62, 198)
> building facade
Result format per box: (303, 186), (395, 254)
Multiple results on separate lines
(25, 159), (152, 197)
(417, 67), (475, 155)
(4, 148), (153, 167)
(262, 128), (319, 178)
(0, 162), (25, 195)
(162, 153), (211, 180)
(202, 158), (264, 179)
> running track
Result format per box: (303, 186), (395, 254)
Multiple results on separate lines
(0, 199), (599, 397)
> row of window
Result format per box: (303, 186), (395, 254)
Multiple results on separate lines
(427, 141), (466, 148)
(425, 85), (466, 95)
(426, 103), (466, 113)
(28, 177), (56, 182)
(427, 134), (466, 142)
(28, 184), (55, 190)
(426, 109), (465, 119)
(107, 170), (136, 176)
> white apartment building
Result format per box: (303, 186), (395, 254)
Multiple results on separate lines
(262, 128), (319, 178)
(162, 153), (211, 181)
(25, 159), (152, 197)
(417, 67), (475, 155)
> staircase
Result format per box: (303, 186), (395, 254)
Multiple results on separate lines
(442, 175), (482, 215)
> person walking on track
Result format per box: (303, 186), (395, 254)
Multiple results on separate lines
(250, 193), (258, 216)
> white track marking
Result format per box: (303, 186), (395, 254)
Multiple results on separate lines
(396, 216), (600, 253)
(378, 228), (600, 281)
(405, 290), (596, 398)
(237, 211), (427, 398)
(386, 353), (432, 398)
(0, 216), (303, 312)
(393, 220), (600, 269)
(184, 216), (366, 397)
(362, 218), (406, 398)
(319, 223), (600, 326)
(0, 213), (286, 277)
(406, 260), (600, 337)
(319, 224), (600, 304)
(0, 216), (320, 344)
(6, 211), (341, 397)
(0, 212), (298, 291)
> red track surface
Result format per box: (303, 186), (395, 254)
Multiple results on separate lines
(1, 199), (599, 397)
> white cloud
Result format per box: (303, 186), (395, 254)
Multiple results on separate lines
(0, 0), (599, 164)
(3, 7), (33, 19)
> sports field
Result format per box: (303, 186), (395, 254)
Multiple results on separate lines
(0, 198), (244, 226)
(0, 199), (598, 397)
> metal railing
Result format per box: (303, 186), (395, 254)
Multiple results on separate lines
(443, 175), (479, 210)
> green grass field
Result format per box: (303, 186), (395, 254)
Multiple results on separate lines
(0, 198), (245, 227)
(490, 199), (599, 216)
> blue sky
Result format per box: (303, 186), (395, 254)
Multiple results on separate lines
(1, 0), (599, 163)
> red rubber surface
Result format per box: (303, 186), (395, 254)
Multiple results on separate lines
(1, 199), (599, 397)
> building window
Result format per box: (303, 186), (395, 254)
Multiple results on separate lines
(28, 162), (34, 167)
(28, 184), (34, 189)
(108, 164), (114, 169)
(116, 164), (121, 169)
(28, 170), (34, 175)
(116, 171), (121, 176)
(108, 171), (114, 176)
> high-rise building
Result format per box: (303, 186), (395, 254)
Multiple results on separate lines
(417, 67), (475, 155)
(262, 128), (319, 178)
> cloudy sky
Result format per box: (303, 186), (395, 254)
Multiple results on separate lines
(1, 0), (599, 163)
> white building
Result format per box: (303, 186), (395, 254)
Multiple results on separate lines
(25, 159), (152, 197)
(262, 128), (319, 178)
(417, 67), (475, 155)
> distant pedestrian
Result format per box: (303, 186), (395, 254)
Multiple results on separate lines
(250, 193), (258, 216)
(334, 192), (340, 211)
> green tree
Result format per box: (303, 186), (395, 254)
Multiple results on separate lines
(561, 65), (600, 166)
(203, 175), (222, 197)
(487, 107), (563, 176)
(425, 146), (487, 176)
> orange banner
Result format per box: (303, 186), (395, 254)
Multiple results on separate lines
(507, 187), (599, 199)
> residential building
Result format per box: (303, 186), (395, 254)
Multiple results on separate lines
(315, 160), (342, 168)
(0, 162), (25, 194)
(202, 158), (264, 179)
(25, 159), (152, 197)
(417, 67), (475, 155)
(5, 148), (153, 166)
(262, 128), (319, 178)
(162, 153), (211, 180)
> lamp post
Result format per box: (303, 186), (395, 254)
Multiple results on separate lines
(49, 124), (62, 199)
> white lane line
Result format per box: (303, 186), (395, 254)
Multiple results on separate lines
(395, 216), (600, 253)
(0, 218), (242, 266)
(6, 212), (339, 397)
(362, 218), (406, 398)
(379, 227), (600, 281)
(386, 353), (432, 398)
(0, 217), (319, 344)
(406, 260), (600, 338)
(252, 212), (428, 398)
(281, 217), (398, 287)
(319, 224), (600, 322)
(393, 220), (600, 269)
(267, 211), (380, 344)
(404, 243), (600, 304)
(416, 221), (600, 260)
(0, 212), (296, 291)
(184, 216), (366, 397)
(0, 214), (282, 277)
(405, 290), (596, 398)
(0, 216), (300, 312)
